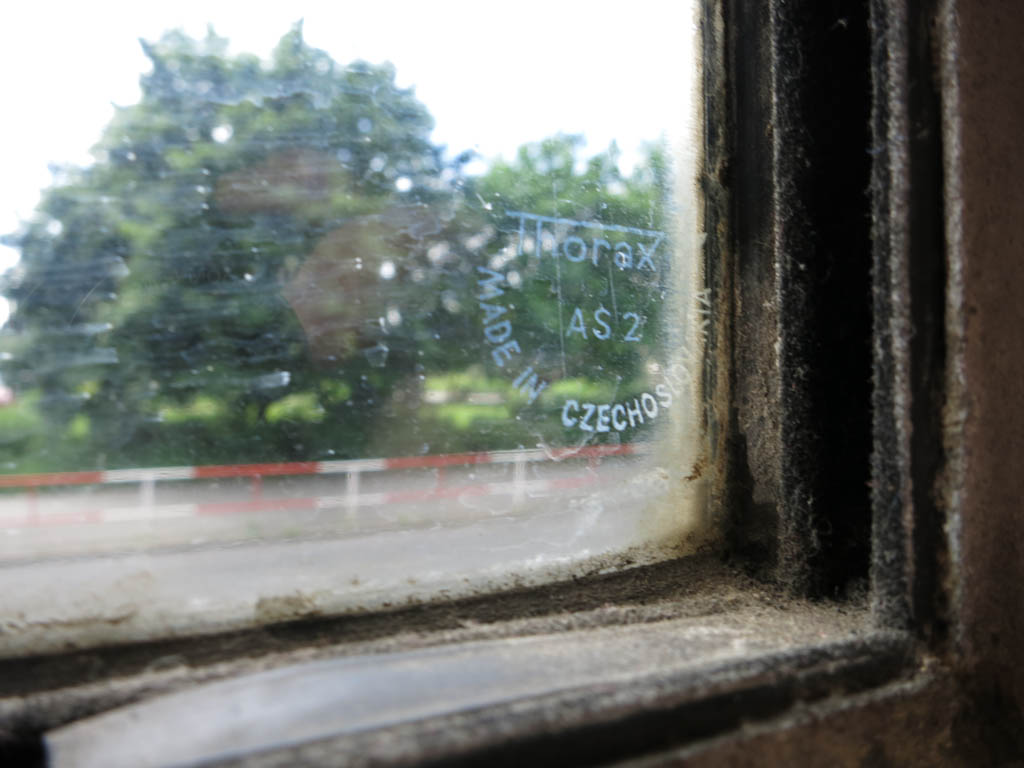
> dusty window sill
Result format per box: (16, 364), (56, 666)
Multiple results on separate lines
(0, 556), (907, 767)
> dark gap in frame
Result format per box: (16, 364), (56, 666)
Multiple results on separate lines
(726, 0), (874, 597)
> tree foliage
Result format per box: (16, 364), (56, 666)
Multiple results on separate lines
(0, 26), (670, 472)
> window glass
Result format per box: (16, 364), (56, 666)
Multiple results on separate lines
(0, 2), (706, 652)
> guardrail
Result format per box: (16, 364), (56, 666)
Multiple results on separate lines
(0, 443), (646, 528)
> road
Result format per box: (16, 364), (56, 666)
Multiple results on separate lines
(1, 455), (647, 560)
(0, 454), (705, 655)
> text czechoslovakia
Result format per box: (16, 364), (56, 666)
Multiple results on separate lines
(476, 211), (679, 434)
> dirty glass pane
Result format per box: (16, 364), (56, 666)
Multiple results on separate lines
(0, 2), (706, 651)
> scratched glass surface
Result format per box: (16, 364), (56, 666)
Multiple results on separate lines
(0, 3), (706, 650)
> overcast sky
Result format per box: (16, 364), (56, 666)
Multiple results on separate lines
(0, 0), (697, 323)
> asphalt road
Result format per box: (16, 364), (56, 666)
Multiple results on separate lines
(0, 456), (649, 560)
(0, 454), (705, 655)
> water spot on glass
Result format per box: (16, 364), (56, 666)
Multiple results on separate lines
(45, 220), (63, 237)
(379, 261), (396, 280)
(507, 270), (522, 288)
(337, 148), (352, 164)
(364, 343), (388, 368)
(369, 155), (387, 173)
(355, 257), (363, 270)
(314, 59), (330, 75)
(125, 151), (136, 161)
(243, 273), (254, 282)
(254, 371), (291, 389)
(386, 307), (402, 326)
(394, 176), (412, 192)
(489, 251), (513, 270)
(357, 117), (373, 133)
(464, 232), (489, 251)
(441, 291), (460, 313)
(426, 243), (449, 264)
(211, 124), (233, 143)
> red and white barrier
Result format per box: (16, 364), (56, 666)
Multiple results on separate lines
(0, 444), (644, 528)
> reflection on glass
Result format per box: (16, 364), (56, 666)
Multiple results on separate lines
(0, 11), (705, 652)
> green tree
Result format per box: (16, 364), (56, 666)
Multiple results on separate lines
(427, 135), (673, 448)
(0, 25), (452, 470)
(0, 29), (672, 472)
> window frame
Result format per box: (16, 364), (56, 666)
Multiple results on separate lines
(3, 0), (1021, 764)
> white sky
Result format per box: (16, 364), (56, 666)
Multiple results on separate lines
(0, 0), (697, 324)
